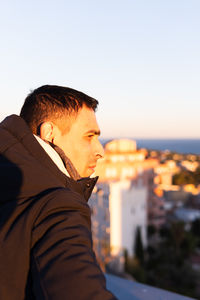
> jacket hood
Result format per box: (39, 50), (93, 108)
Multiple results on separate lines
(0, 115), (98, 204)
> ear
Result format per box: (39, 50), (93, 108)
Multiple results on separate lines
(40, 122), (54, 142)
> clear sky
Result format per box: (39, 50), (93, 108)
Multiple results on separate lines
(1, 0), (200, 138)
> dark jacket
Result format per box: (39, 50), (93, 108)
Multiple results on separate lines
(0, 115), (117, 300)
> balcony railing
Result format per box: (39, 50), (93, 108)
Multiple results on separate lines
(105, 273), (195, 300)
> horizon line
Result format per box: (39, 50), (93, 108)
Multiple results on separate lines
(100, 137), (200, 140)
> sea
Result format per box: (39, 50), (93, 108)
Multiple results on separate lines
(101, 139), (200, 155)
(136, 139), (200, 155)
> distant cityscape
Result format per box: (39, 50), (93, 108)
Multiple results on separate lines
(101, 138), (200, 155)
(90, 138), (200, 299)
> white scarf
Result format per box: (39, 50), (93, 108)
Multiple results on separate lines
(34, 135), (70, 177)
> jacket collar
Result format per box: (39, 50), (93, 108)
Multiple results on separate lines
(34, 134), (99, 201)
(34, 135), (70, 177)
(66, 176), (99, 202)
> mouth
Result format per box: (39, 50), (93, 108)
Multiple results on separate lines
(88, 165), (96, 172)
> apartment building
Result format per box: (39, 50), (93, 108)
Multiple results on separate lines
(89, 139), (159, 269)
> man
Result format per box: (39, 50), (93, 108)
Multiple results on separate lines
(0, 85), (117, 299)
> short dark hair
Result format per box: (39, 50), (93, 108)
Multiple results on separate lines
(20, 85), (99, 134)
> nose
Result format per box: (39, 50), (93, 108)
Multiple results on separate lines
(95, 139), (104, 159)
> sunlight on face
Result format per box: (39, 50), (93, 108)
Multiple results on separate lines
(54, 105), (104, 177)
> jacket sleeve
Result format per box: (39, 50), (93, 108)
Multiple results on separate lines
(30, 188), (118, 300)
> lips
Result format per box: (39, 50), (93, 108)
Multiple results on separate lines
(88, 164), (97, 172)
(89, 164), (96, 167)
(89, 165), (96, 170)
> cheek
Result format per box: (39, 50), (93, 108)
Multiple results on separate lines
(67, 139), (92, 168)
(82, 143), (93, 157)
(71, 143), (87, 162)
(78, 144), (93, 166)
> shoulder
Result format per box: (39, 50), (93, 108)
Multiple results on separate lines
(34, 187), (91, 224)
(41, 187), (89, 209)
(31, 187), (92, 248)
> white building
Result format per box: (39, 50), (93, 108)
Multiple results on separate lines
(109, 179), (147, 257)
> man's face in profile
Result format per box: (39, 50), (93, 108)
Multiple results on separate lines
(54, 105), (104, 177)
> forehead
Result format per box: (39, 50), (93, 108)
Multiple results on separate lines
(68, 105), (100, 133)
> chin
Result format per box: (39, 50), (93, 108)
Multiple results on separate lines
(84, 169), (94, 177)
(80, 166), (96, 178)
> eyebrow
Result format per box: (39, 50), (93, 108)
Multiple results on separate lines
(85, 130), (101, 136)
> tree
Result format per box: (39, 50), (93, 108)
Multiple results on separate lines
(134, 227), (144, 265)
